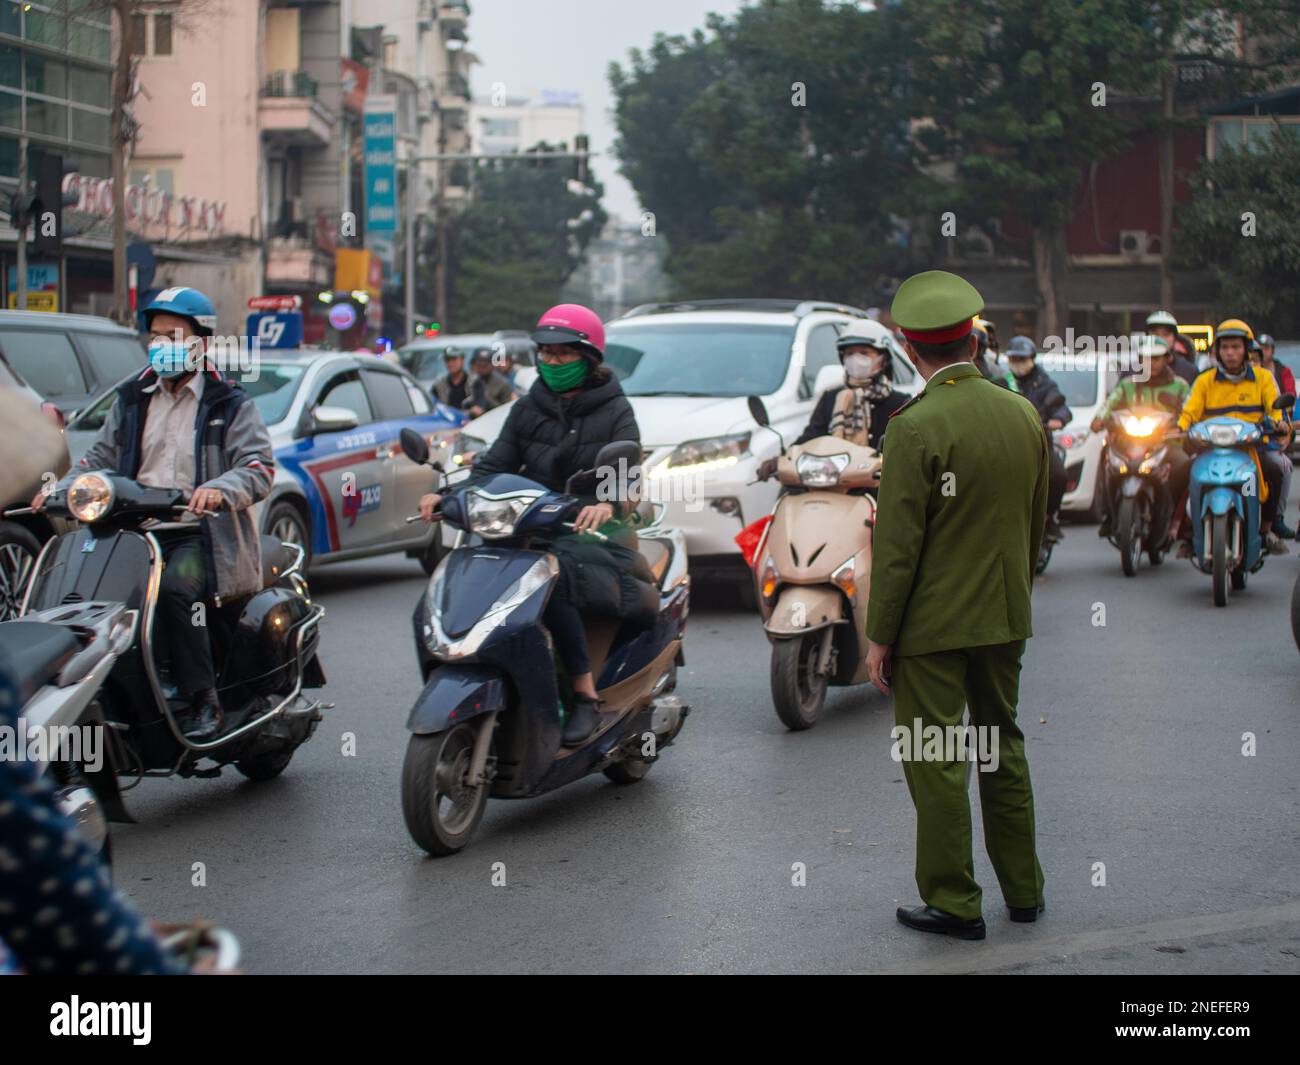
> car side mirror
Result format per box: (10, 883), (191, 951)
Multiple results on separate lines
(747, 395), (770, 427)
(310, 405), (359, 434)
(399, 426), (431, 465)
(1275, 393), (1295, 411)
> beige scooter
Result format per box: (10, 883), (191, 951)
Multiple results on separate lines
(746, 397), (881, 730)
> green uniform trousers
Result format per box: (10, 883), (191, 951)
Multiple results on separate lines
(892, 639), (1044, 920)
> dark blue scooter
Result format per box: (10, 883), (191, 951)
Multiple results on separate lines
(1186, 393), (1294, 606)
(395, 429), (690, 856)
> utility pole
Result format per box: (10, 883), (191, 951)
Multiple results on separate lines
(110, 0), (133, 325)
(1158, 46), (1176, 311)
(404, 160), (417, 342)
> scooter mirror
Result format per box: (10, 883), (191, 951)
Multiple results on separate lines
(400, 427), (431, 465)
(747, 395), (770, 427)
(1274, 392), (1296, 411)
(594, 439), (641, 472)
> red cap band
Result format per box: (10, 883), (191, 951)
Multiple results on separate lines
(900, 320), (974, 344)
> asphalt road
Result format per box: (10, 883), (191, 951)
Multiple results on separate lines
(111, 513), (1300, 974)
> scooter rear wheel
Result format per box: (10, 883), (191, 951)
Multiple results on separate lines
(401, 724), (487, 856)
(235, 744), (295, 781)
(770, 632), (828, 731)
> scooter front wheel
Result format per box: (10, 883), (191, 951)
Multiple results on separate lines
(770, 632), (828, 731)
(1211, 512), (1230, 607)
(1116, 497), (1140, 577)
(401, 724), (488, 856)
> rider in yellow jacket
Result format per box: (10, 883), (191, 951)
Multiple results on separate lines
(1176, 319), (1290, 555)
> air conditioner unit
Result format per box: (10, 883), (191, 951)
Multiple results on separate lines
(1119, 229), (1151, 256)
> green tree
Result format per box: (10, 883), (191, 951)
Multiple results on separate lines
(902, 0), (1159, 338)
(446, 146), (606, 333)
(1177, 127), (1300, 335)
(610, 0), (917, 304)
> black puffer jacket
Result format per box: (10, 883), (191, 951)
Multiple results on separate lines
(469, 370), (639, 500)
(467, 371), (655, 625)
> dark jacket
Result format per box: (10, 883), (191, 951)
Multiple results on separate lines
(466, 369), (514, 414)
(1001, 365), (1072, 428)
(468, 371), (654, 624)
(60, 368), (273, 602)
(794, 386), (911, 450)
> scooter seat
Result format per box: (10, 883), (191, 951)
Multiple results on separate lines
(0, 620), (80, 705)
(259, 535), (296, 589)
(636, 538), (672, 588)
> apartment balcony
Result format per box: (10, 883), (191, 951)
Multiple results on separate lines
(265, 234), (334, 289)
(437, 73), (470, 115)
(259, 69), (336, 146)
(439, 2), (470, 32)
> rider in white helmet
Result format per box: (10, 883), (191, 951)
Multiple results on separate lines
(757, 319), (910, 480)
(1144, 310), (1199, 385)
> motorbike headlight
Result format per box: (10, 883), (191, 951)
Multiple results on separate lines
(466, 491), (532, 538)
(425, 554), (558, 660)
(1122, 414), (1159, 438)
(795, 452), (850, 488)
(651, 433), (751, 476)
(67, 473), (115, 522)
(1138, 447), (1168, 475)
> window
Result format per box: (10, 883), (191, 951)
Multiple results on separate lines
(0, 1), (19, 38)
(68, 65), (110, 106)
(0, 330), (88, 399)
(802, 323), (842, 396)
(131, 12), (173, 58)
(26, 9), (67, 49)
(406, 380), (431, 414)
(66, 19), (110, 62)
(480, 117), (520, 138)
(316, 373), (372, 426)
(71, 106), (109, 146)
(26, 99), (66, 137)
(76, 333), (146, 388)
(130, 14), (147, 55)
(26, 55), (66, 97)
(0, 89), (18, 131)
(153, 13), (172, 55)
(363, 369), (415, 421)
(0, 44), (18, 87)
(129, 165), (174, 192)
(0, 134), (16, 177)
(241, 362), (306, 425)
(67, 386), (118, 433)
(605, 323), (797, 398)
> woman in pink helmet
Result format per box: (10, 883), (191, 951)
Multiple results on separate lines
(418, 304), (652, 744)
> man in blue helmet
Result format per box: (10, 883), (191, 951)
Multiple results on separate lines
(34, 287), (274, 739)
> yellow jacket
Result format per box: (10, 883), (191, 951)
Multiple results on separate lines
(1177, 364), (1280, 502)
(1177, 364), (1279, 430)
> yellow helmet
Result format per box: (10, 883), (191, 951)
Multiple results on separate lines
(1214, 318), (1254, 343)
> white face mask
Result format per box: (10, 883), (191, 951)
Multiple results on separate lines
(843, 353), (882, 381)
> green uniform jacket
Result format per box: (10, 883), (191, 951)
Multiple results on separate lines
(866, 362), (1049, 656)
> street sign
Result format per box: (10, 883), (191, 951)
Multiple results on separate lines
(248, 294), (303, 312)
(246, 311), (303, 350)
(364, 96), (398, 235)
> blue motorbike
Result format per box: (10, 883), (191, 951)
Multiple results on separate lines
(395, 429), (691, 856)
(1186, 395), (1293, 606)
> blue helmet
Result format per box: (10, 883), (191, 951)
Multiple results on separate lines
(143, 286), (217, 336)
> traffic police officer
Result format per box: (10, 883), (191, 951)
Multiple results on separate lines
(866, 270), (1048, 940)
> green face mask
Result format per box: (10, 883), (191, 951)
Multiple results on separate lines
(538, 357), (589, 392)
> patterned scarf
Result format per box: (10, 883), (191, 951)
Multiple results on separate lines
(828, 374), (893, 447)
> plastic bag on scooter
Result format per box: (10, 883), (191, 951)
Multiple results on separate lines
(735, 514), (773, 569)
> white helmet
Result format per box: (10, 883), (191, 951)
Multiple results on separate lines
(1145, 309), (1178, 330)
(836, 319), (894, 353)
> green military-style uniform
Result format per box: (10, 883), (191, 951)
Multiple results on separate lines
(868, 270), (1047, 920)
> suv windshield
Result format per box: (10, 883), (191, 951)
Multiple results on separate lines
(605, 323), (796, 397)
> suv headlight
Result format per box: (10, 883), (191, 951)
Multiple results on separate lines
(652, 433), (751, 476)
(795, 452), (850, 488)
(67, 473), (115, 522)
(466, 491), (535, 538)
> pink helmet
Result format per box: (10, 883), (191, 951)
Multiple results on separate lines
(531, 303), (605, 362)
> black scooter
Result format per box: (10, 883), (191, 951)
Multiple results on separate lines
(10, 472), (327, 821)
(396, 429), (690, 856)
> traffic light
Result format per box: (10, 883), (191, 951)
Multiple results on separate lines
(32, 151), (77, 256)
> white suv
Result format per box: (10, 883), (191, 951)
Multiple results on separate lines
(450, 299), (919, 583)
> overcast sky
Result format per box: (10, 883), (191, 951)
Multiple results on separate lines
(467, 0), (748, 222)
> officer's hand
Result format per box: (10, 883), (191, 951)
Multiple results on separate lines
(757, 457), (779, 481)
(419, 493), (442, 523)
(188, 487), (224, 516)
(866, 640), (893, 696)
(574, 502), (614, 532)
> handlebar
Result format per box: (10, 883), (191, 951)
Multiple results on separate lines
(562, 521), (608, 541)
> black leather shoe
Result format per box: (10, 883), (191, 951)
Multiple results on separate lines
(183, 689), (224, 741)
(562, 695), (600, 746)
(896, 904), (986, 940)
(1008, 899), (1046, 923)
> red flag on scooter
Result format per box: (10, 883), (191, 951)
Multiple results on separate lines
(735, 514), (773, 569)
